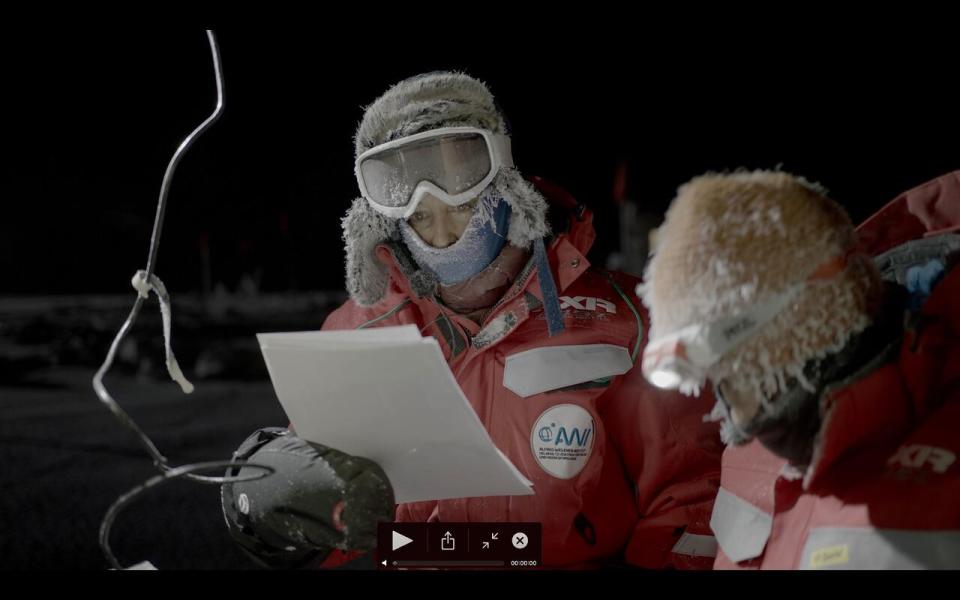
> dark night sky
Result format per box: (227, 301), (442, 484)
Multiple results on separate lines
(2, 26), (957, 295)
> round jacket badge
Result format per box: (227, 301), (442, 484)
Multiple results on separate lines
(530, 404), (596, 479)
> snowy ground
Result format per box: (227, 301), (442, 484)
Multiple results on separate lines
(1, 368), (289, 569)
(0, 293), (342, 569)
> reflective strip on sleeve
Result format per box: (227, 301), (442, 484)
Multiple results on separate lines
(709, 487), (773, 563)
(672, 532), (719, 558)
(802, 527), (960, 570)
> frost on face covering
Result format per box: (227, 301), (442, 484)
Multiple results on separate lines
(399, 193), (512, 285)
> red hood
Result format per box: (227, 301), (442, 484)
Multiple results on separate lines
(527, 175), (597, 257)
(857, 170), (960, 255)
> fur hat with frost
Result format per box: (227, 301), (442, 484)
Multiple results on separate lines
(639, 170), (883, 405)
(342, 71), (551, 306)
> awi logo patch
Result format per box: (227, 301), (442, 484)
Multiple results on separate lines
(530, 404), (596, 479)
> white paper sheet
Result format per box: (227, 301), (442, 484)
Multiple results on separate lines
(257, 326), (534, 503)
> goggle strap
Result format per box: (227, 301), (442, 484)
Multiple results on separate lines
(645, 251), (852, 371)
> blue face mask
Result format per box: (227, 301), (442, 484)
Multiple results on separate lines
(399, 195), (512, 285)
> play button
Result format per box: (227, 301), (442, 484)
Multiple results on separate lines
(392, 530), (414, 551)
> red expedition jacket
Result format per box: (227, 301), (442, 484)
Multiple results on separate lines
(711, 171), (960, 570)
(321, 178), (723, 569)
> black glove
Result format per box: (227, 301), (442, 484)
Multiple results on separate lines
(221, 427), (394, 569)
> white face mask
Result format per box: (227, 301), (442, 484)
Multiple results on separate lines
(399, 195), (511, 286)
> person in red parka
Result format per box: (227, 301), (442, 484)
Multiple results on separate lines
(639, 169), (960, 569)
(220, 72), (723, 570)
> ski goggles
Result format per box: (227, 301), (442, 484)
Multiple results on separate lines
(355, 126), (514, 219)
(640, 253), (850, 392)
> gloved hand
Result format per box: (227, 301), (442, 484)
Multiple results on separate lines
(221, 427), (394, 569)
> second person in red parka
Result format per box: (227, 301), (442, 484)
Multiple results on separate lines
(640, 170), (960, 569)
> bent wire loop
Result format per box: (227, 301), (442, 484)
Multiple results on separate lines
(91, 30), (274, 570)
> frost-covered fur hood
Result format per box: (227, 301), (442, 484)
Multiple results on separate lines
(640, 170), (883, 406)
(342, 71), (551, 306)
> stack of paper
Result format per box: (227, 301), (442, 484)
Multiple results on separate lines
(257, 325), (534, 503)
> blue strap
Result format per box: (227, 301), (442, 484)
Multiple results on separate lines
(906, 259), (947, 311)
(534, 238), (565, 337)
